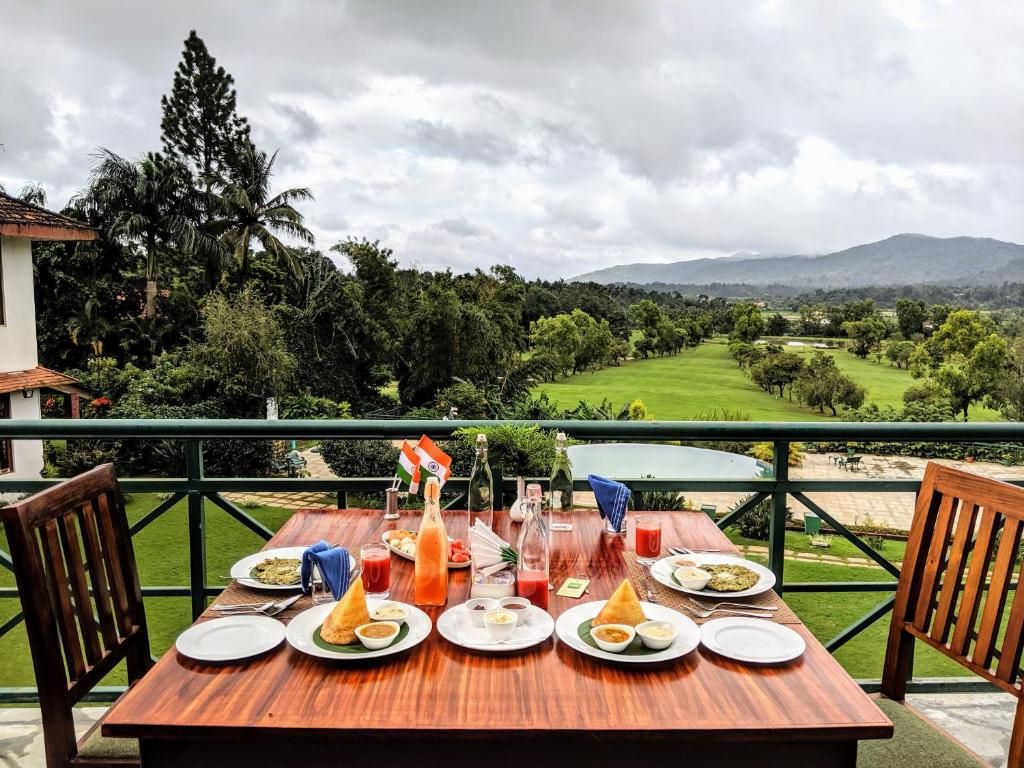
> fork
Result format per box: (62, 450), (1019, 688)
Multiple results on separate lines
(212, 594), (301, 616)
(669, 546), (721, 555)
(685, 597), (777, 613)
(683, 604), (776, 619)
(638, 564), (659, 603)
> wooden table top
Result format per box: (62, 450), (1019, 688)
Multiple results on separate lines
(103, 507), (892, 743)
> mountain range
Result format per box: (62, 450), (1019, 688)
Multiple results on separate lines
(573, 234), (1024, 288)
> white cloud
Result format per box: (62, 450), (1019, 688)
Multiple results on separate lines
(0, 0), (1021, 278)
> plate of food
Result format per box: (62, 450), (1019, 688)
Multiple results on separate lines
(382, 530), (472, 568)
(436, 598), (555, 653)
(230, 546), (356, 591)
(650, 553), (776, 599)
(285, 578), (431, 660)
(554, 580), (700, 664)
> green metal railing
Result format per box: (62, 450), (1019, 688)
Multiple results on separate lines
(1, 418), (1022, 703)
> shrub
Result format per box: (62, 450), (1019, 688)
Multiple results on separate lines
(751, 441), (806, 467)
(319, 439), (400, 479)
(631, 491), (688, 511)
(730, 494), (794, 541)
(279, 394), (351, 420)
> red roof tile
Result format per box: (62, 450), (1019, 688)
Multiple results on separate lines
(0, 193), (97, 241)
(0, 366), (89, 395)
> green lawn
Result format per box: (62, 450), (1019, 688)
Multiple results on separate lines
(536, 336), (1002, 421)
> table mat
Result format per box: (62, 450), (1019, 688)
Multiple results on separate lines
(203, 580), (314, 622)
(622, 551), (801, 625)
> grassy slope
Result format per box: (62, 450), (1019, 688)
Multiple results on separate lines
(537, 336), (1001, 421)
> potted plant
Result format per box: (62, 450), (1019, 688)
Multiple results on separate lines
(455, 425), (558, 518)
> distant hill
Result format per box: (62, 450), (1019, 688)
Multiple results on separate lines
(574, 234), (1024, 288)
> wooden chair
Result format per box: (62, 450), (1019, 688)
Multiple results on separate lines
(876, 461), (1024, 767)
(1, 464), (150, 768)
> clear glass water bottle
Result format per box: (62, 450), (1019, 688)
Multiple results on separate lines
(549, 431), (574, 531)
(467, 433), (493, 530)
(516, 483), (550, 610)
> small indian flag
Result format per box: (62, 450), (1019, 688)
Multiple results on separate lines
(396, 440), (421, 493)
(413, 435), (452, 488)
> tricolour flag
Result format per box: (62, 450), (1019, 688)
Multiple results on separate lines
(413, 435), (452, 488)
(396, 440), (421, 493)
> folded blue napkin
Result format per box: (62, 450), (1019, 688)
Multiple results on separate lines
(300, 540), (351, 601)
(588, 474), (631, 533)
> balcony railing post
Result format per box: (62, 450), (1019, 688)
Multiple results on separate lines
(770, 440), (790, 596)
(185, 440), (207, 621)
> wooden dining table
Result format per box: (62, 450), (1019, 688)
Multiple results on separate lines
(103, 506), (892, 767)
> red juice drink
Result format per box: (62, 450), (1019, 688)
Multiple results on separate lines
(516, 569), (549, 610)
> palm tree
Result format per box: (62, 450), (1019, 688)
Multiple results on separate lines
(84, 150), (198, 317)
(210, 143), (314, 282)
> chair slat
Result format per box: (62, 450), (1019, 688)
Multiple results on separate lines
(93, 494), (133, 637)
(973, 515), (1021, 670)
(912, 494), (957, 631)
(950, 508), (1001, 656)
(932, 501), (979, 644)
(55, 512), (104, 666)
(77, 502), (119, 651)
(40, 519), (87, 681)
(997, 572), (1024, 683)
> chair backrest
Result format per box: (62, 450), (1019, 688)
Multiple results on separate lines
(884, 462), (1024, 698)
(1, 464), (150, 763)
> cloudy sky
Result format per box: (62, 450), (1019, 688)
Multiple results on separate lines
(1, 1), (1022, 277)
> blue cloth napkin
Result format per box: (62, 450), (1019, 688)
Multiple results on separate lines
(300, 540), (351, 601)
(588, 474), (631, 533)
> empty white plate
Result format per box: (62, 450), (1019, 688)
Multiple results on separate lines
(700, 617), (805, 664)
(176, 616), (286, 662)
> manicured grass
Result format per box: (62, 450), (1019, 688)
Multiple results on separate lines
(536, 336), (1002, 421)
(726, 528), (908, 563)
(0, 493), (297, 688)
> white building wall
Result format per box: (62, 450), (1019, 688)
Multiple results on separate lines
(9, 391), (43, 479)
(0, 236), (40, 373)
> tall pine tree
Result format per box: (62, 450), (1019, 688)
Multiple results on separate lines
(160, 30), (250, 223)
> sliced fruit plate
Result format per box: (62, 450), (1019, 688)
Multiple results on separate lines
(381, 530), (472, 568)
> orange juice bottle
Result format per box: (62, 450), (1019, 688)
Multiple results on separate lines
(415, 476), (449, 606)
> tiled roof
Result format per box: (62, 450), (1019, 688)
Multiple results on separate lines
(0, 192), (97, 241)
(0, 366), (89, 395)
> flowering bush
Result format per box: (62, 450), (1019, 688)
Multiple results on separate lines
(89, 396), (113, 411)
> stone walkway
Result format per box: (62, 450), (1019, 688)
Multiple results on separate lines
(1, 695), (1014, 766)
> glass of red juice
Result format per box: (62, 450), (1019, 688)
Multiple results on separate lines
(635, 515), (662, 564)
(360, 543), (391, 599)
(516, 569), (549, 610)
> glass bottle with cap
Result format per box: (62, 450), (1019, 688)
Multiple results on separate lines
(467, 433), (493, 530)
(515, 483), (550, 610)
(549, 431), (573, 531)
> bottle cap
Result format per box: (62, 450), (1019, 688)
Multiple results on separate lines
(556, 431), (567, 441)
(526, 483), (542, 500)
(476, 433), (487, 445)
(424, 476), (441, 502)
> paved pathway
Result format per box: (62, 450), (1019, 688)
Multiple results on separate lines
(1, 695), (1014, 767)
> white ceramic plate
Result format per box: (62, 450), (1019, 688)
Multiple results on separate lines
(230, 546), (356, 591)
(650, 553), (776, 599)
(176, 616), (285, 662)
(555, 601), (700, 664)
(286, 599), (432, 660)
(700, 617), (805, 664)
(436, 604), (554, 652)
(380, 531), (472, 569)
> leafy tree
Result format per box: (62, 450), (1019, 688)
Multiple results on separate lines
(909, 342), (939, 378)
(895, 298), (927, 339)
(729, 302), (765, 342)
(995, 338), (1024, 421)
(189, 287), (297, 407)
(531, 314), (580, 377)
(161, 30), (250, 222)
(885, 340), (916, 369)
(634, 336), (655, 360)
(749, 349), (805, 399)
(728, 340), (764, 369)
(570, 309), (613, 372)
(932, 334), (1008, 420)
(933, 309), (994, 358)
(795, 352), (866, 416)
(629, 299), (664, 337)
(842, 316), (889, 359)
(765, 313), (790, 336)
(84, 150), (198, 317)
(210, 143), (314, 282)
(655, 319), (681, 356)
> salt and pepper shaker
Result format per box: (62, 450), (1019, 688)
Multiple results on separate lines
(384, 488), (400, 520)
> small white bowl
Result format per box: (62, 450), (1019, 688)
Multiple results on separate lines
(369, 602), (409, 625)
(464, 598), (499, 627)
(483, 609), (519, 641)
(674, 566), (711, 590)
(635, 620), (678, 650)
(498, 597), (532, 620)
(354, 621), (400, 650)
(589, 623), (635, 653)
